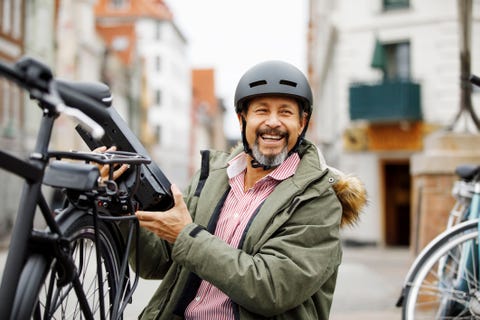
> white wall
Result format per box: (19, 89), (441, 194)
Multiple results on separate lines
(339, 152), (381, 243)
(311, 0), (480, 244)
(137, 19), (191, 188)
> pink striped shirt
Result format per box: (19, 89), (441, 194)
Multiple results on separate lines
(184, 152), (300, 320)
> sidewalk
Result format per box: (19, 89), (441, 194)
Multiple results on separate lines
(330, 245), (412, 320)
(0, 244), (413, 319)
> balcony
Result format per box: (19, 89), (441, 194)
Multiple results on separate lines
(349, 80), (421, 122)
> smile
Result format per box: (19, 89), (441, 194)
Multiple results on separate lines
(261, 134), (284, 141)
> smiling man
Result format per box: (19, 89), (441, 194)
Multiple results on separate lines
(245, 95), (304, 168)
(130, 60), (367, 320)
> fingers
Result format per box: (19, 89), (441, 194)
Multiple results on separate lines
(93, 146), (107, 153)
(93, 146), (109, 179)
(136, 210), (156, 222)
(113, 164), (130, 180)
(100, 163), (110, 176)
(93, 145), (116, 154)
(99, 163), (128, 181)
(171, 184), (184, 205)
(92, 146), (130, 181)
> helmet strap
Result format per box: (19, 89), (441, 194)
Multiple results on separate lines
(288, 111), (311, 157)
(240, 109), (311, 167)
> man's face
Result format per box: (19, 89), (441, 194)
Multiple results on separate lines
(239, 96), (307, 167)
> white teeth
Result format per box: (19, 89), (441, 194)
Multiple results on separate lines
(262, 135), (282, 140)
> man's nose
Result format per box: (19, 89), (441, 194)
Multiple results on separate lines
(265, 113), (281, 127)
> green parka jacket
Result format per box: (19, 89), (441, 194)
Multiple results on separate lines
(127, 140), (366, 320)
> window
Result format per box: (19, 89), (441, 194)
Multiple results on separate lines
(112, 36), (129, 51)
(155, 56), (161, 72)
(155, 125), (162, 144)
(383, 0), (409, 10)
(156, 23), (162, 41)
(110, 0), (128, 9)
(384, 42), (410, 80)
(155, 89), (162, 105)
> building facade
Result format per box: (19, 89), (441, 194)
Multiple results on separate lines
(95, 0), (191, 188)
(0, 0), (75, 234)
(0, 0), (195, 237)
(190, 68), (226, 175)
(308, 0), (480, 246)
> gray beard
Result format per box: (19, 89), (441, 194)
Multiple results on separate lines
(251, 141), (288, 168)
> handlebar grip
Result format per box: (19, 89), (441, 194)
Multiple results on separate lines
(470, 75), (480, 87)
(0, 57), (52, 91)
(0, 57), (110, 124)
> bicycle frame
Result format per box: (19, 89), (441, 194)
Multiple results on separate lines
(399, 75), (480, 319)
(452, 179), (480, 298)
(0, 112), (57, 319)
(397, 167), (475, 307)
(431, 171), (480, 317)
(0, 57), (147, 320)
(0, 104), (131, 320)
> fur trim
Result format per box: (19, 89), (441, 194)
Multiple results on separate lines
(332, 174), (368, 228)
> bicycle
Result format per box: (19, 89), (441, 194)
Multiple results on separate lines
(396, 163), (475, 302)
(399, 74), (480, 319)
(0, 56), (173, 319)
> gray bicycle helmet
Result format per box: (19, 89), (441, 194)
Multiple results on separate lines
(234, 60), (314, 169)
(234, 60), (313, 115)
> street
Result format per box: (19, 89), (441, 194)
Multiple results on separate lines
(331, 245), (411, 320)
(123, 245), (413, 319)
(0, 244), (412, 319)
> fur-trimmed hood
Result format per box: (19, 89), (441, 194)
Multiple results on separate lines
(225, 141), (368, 229)
(330, 168), (367, 228)
(306, 142), (367, 228)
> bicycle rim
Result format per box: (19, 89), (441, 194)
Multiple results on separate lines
(404, 224), (480, 319)
(18, 215), (123, 319)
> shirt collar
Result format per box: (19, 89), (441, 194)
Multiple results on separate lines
(227, 152), (300, 181)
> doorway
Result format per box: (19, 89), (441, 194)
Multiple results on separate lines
(383, 161), (411, 246)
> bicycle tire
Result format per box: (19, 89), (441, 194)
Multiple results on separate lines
(402, 221), (480, 319)
(397, 219), (479, 307)
(11, 211), (125, 320)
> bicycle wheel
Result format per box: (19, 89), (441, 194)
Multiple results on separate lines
(11, 211), (125, 319)
(403, 221), (480, 319)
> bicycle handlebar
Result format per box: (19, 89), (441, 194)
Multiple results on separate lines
(1, 56), (174, 212)
(0, 57), (109, 138)
(470, 75), (480, 87)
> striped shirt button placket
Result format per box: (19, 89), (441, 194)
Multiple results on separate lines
(184, 152), (300, 320)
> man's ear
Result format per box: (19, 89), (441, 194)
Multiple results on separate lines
(237, 113), (243, 129)
(300, 113), (308, 132)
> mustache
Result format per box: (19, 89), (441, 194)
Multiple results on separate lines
(256, 128), (289, 139)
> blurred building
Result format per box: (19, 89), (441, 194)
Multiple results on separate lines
(190, 68), (227, 175)
(0, 0), (81, 232)
(0, 0), (31, 235)
(54, 0), (112, 151)
(95, 0), (191, 188)
(0, 0), (210, 237)
(308, 0), (480, 247)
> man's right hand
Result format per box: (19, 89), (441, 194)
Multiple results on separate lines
(93, 146), (130, 182)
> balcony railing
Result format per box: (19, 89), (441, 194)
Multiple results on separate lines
(349, 80), (421, 122)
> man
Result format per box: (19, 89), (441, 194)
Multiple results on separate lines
(129, 60), (366, 319)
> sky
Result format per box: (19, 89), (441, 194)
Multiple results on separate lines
(165, 0), (309, 139)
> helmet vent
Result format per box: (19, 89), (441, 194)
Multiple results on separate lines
(249, 80), (267, 88)
(279, 79), (297, 87)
